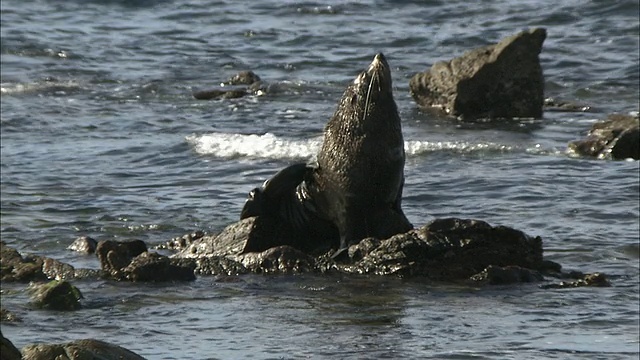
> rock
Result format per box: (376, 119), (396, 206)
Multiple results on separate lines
(122, 252), (196, 282)
(227, 70), (261, 85)
(1, 241), (46, 282)
(1, 330), (21, 360)
(541, 272), (611, 289)
(236, 246), (315, 274)
(1, 241), (101, 282)
(29, 280), (83, 311)
(568, 113), (639, 160)
(410, 28), (546, 120)
(192, 70), (265, 100)
(154, 230), (205, 251)
(174, 216), (558, 283)
(336, 218), (545, 279)
(470, 265), (544, 284)
(192, 88), (248, 100)
(21, 339), (145, 360)
(0, 308), (22, 323)
(176, 216), (302, 259)
(543, 97), (592, 113)
(96, 239), (195, 281)
(67, 236), (97, 254)
(95, 240), (147, 277)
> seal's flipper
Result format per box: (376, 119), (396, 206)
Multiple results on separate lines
(240, 163), (309, 220)
(262, 163), (309, 199)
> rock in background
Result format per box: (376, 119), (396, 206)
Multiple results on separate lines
(569, 113), (640, 160)
(409, 28), (546, 120)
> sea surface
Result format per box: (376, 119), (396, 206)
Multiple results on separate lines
(1, 0), (639, 359)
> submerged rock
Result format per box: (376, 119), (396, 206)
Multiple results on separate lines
(29, 280), (83, 311)
(409, 28), (546, 120)
(192, 70), (266, 100)
(568, 113), (639, 160)
(21, 339), (145, 360)
(541, 272), (611, 289)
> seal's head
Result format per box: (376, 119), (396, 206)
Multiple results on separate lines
(332, 53), (397, 132)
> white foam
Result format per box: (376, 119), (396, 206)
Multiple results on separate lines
(185, 132), (322, 160)
(405, 140), (513, 155)
(186, 132), (520, 160)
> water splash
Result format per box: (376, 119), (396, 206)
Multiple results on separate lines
(185, 132), (527, 160)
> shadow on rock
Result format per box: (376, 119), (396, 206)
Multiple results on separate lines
(569, 113), (639, 160)
(410, 28), (546, 120)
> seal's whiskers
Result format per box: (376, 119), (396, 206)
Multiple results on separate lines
(362, 71), (378, 123)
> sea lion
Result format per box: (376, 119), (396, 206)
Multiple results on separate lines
(241, 53), (412, 256)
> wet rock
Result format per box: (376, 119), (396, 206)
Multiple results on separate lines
(67, 236), (97, 254)
(227, 70), (261, 85)
(409, 28), (546, 120)
(191, 256), (248, 276)
(192, 88), (248, 100)
(29, 280), (83, 311)
(177, 216), (300, 259)
(332, 218), (544, 278)
(0, 308), (22, 323)
(122, 251), (196, 282)
(1, 241), (100, 282)
(1, 330), (22, 360)
(541, 272), (611, 289)
(192, 70), (265, 100)
(237, 246), (315, 274)
(568, 113), (639, 160)
(470, 265), (544, 284)
(95, 240), (147, 277)
(96, 239), (195, 281)
(154, 230), (206, 251)
(543, 97), (592, 113)
(21, 338), (145, 360)
(175, 216), (553, 282)
(1, 241), (46, 282)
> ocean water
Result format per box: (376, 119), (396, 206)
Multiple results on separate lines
(1, 0), (639, 359)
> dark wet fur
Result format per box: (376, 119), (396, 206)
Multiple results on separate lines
(241, 53), (412, 255)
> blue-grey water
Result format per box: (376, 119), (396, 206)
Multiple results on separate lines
(1, 0), (639, 359)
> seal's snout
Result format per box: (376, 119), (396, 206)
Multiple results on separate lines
(373, 53), (386, 65)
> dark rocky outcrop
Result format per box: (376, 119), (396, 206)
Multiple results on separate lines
(1, 330), (22, 360)
(122, 252), (196, 282)
(192, 70), (266, 100)
(67, 236), (97, 254)
(409, 28), (546, 120)
(29, 280), (83, 311)
(568, 113), (639, 160)
(1, 241), (101, 282)
(21, 339), (145, 360)
(174, 217), (557, 281)
(96, 239), (195, 282)
(95, 240), (148, 276)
